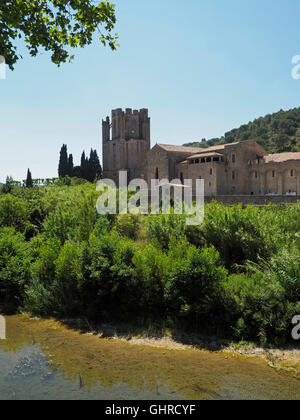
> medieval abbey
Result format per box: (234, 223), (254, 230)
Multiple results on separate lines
(102, 108), (300, 197)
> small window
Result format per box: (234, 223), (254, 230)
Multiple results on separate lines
(272, 171), (275, 178)
(232, 154), (236, 163)
(255, 172), (258, 179)
(291, 170), (294, 177)
(210, 169), (213, 175)
(155, 168), (159, 180)
(209, 182), (212, 187)
(180, 172), (184, 184)
(195, 159), (199, 164)
(232, 171), (235, 180)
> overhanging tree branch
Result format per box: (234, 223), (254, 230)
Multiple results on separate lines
(0, 0), (119, 70)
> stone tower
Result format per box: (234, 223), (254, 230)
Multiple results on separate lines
(102, 108), (151, 184)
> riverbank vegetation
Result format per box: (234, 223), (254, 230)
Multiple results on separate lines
(0, 182), (300, 346)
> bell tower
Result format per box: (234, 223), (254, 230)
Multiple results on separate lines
(102, 108), (151, 184)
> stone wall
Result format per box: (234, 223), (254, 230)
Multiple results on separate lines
(146, 146), (169, 185)
(248, 160), (300, 195)
(176, 140), (268, 197)
(204, 195), (300, 206)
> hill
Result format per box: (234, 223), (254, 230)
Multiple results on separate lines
(184, 107), (300, 154)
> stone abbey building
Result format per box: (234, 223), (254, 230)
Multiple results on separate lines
(102, 108), (300, 197)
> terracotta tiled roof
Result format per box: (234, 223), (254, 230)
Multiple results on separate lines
(156, 142), (239, 154)
(187, 152), (224, 159)
(264, 153), (300, 163)
(156, 144), (207, 153)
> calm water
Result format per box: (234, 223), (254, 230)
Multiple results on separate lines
(0, 315), (300, 400)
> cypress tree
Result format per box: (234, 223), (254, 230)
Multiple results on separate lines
(89, 149), (102, 181)
(58, 144), (69, 178)
(26, 169), (33, 188)
(94, 149), (102, 180)
(88, 149), (96, 182)
(80, 151), (90, 180)
(72, 166), (81, 178)
(68, 154), (74, 177)
(80, 151), (86, 179)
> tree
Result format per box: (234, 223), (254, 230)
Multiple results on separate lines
(89, 149), (102, 181)
(0, 1), (118, 70)
(1, 176), (14, 194)
(72, 166), (81, 178)
(58, 144), (68, 178)
(68, 154), (74, 177)
(80, 151), (89, 180)
(26, 169), (33, 188)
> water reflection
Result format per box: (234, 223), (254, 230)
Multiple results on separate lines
(0, 315), (299, 400)
(0, 346), (183, 400)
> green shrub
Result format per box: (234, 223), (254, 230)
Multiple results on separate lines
(52, 241), (83, 316)
(147, 213), (186, 249)
(30, 236), (62, 283)
(199, 202), (284, 269)
(165, 243), (228, 327)
(26, 239), (82, 317)
(113, 214), (145, 241)
(0, 228), (31, 313)
(79, 233), (138, 319)
(223, 266), (300, 346)
(132, 242), (171, 316)
(0, 195), (29, 232)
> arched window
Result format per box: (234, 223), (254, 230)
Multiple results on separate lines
(155, 168), (159, 180)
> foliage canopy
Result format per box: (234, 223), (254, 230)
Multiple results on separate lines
(0, 182), (300, 346)
(185, 107), (300, 154)
(0, 0), (118, 69)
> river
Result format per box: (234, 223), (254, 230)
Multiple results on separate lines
(0, 315), (300, 400)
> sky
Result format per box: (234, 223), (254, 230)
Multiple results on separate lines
(1, 0), (300, 182)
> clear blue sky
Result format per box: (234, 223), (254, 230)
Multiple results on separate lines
(1, 0), (300, 182)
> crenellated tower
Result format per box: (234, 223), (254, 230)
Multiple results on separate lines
(102, 108), (151, 184)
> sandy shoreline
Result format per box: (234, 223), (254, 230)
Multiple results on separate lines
(63, 320), (300, 375)
(118, 334), (300, 377)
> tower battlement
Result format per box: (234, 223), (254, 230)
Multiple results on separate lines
(102, 108), (151, 184)
(103, 108), (150, 142)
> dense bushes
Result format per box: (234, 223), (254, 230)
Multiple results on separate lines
(0, 228), (31, 314)
(165, 243), (227, 326)
(0, 183), (300, 345)
(198, 202), (286, 268)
